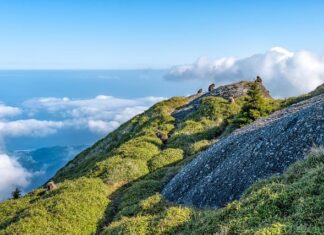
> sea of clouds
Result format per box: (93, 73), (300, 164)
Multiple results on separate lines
(0, 95), (165, 200)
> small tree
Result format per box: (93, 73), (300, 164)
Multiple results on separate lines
(231, 81), (275, 127)
(11, 187), (21, 199)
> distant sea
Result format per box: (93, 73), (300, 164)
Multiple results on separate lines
(0, 70), (209, 105)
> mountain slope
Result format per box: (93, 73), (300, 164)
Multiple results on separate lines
(0, 79), (323, 235)
(163, 93), (324, 208)
(104, 148), (324, 234)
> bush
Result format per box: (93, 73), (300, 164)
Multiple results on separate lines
(93, 156), (150, 183)
(112, 137), (161, 161)
(148, 149), (184, 171)
(230, 81), (280, 128)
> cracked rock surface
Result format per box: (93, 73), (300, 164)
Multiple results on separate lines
(163, 94), (324, 208)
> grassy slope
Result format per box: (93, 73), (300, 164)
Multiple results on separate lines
(104, 148), (324, 235)
(0, 82), (322, 234)
(0, 178), (108, 235)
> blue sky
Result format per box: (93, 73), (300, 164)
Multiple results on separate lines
(1, 0), (324, 69)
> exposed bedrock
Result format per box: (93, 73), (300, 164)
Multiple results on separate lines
(163, 94), (324, 208)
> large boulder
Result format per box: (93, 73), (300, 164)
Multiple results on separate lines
(163, 94), (324, 208)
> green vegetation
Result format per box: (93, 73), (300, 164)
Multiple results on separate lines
(167, 96), (242, 154)
(0, 177), (108, 235)
(148, 148), (184, 171)
(1, 82), (323, 235)
(102, 148), (324, 234)
(11, 187), (21, 199)
(230, 81), (280, 128)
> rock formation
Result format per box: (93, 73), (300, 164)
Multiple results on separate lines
(156, 129), (168, 144)
(163, 93), (324, 208)
(208, 83), (215, 92)
(47, 181), (57, 191)
(172, 80), (271, 121)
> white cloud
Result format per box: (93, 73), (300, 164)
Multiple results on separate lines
(0, 95), (164, 138)
(23, 95), (165, 134)
(88, 120), (120, 134)
(0, 104), (21, 117)
(165, 47), (324, 97)
(0, 153), (32, 201)
(0, 119), (64, 137)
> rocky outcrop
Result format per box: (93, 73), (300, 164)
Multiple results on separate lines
(172, 80), (271, 121)
(163, 94), (324, 208)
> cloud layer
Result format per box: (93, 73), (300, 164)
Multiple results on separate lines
(23, 95), (165, 134)
(0, 119), (64, 137)
(0, 95), (165, 139)
(166, 47), (324, 97)
(0, 104), (21, 117)
(0, 95), (165, 200)
(0, 153), (32, 200)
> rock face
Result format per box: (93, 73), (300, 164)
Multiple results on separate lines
(172, 80), (270, 121)
(163, 94), (324, 208)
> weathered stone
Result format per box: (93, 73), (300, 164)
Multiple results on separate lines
(156, 129), (168, 144)
(46, 181), (57, 191)
(255, 76), (262, 83)
(228, 97), (235, 104)
(208, 83), (216, 92)
(163, 94), (324, 208)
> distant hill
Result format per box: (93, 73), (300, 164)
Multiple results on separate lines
(0, 78), (323, 235)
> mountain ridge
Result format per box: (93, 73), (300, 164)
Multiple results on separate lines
(0, 79), (323, 235)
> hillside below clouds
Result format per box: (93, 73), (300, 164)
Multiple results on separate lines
(0, 78), (324, 234)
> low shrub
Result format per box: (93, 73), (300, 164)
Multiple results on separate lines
(93, 156), (150, 183)
(148, 148), (184, 171)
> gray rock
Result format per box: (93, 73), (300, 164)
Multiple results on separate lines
(162, 94), (324, 208)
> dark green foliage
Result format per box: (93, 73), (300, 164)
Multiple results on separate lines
(11, 188), (21, 199)
(230, 81), (280, 128)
